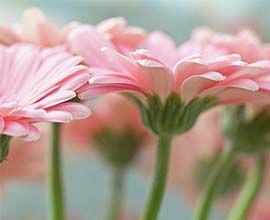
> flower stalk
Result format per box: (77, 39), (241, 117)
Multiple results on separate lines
(107, 167), (125, 220)
(194, 144), (236, 220)
(0, 135), (11, 163)
(140, 135), (172, 220)
(48, 123), (65, 220)
(227, 154), (265, 220)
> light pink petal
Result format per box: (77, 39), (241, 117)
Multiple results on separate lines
(0, 45), (90, 139)
(97, 17), (146, 51)
(115, 27), (146, 46)
(131, 49), (166, 67)
(3, 120), (29, 137)
(0, 25), (21, 45)
(0, 117), (5, 133)
(68, 25), (117, 69)
(60, 72), (90, 91)
(145, 31), (178, 67)
(79, 84), (147, 99)
(21, 124), (40, 141)
(103, 47), (175, 96)
(12, 109), (47, 119)
(31, 90), (76, 109)
(207, 54), (242, 69)
(101, 47), (142, 77)
(138, 64), (174, 98)
(173, 60), (209, 89)
(46, 102), (91, 120)
(200, 79), (263, 103)
(97, 17), (126, 36)
(43, 111), (73, 123)
(216, 88), (270, 104)
(21, 7), (61, 46)
(181, 72), (226, 102)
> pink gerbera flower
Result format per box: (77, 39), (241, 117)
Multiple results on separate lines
(69, 29), (270, 135)
(71, 30), (270, 104)
(69, 28), (270, 220)
(191, 27), (270, 63)
(0, 7), (78, 47)
(96, 17), (147, 54)
(0, 44), (90, 144)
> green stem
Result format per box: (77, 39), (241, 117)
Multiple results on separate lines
(140, 135), (172, 220)
(107, 167), (125, 220)
(48, 123), (65, 220)
(194, 145), (236, 220)
(226, 154), (265, 220)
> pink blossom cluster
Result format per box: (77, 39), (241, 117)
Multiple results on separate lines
(1, 7), (270, 220)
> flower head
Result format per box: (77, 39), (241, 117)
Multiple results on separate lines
(96, 17), (147, 54)
(0, 7), (78, 47)
(69, 29), (270, 135)
(0, 44), (90, 142)
(191, 27), (270, 63)
(70, 30), (270, 104)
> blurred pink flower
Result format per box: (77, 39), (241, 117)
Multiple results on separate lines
(69, 30), (270, 104)
(191, 27), (270, 63)
(63, 94), (149, 149)
(0, 44), (90, 140)
(250, 200), (270, 220)
(0, 124), (47, 182)
(96, 17), (147, 54)
(0, 7), (78, 47)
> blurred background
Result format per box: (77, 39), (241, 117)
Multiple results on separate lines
(0, 0), (269, 219)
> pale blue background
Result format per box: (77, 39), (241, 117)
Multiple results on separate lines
(0, 155), (224, 220)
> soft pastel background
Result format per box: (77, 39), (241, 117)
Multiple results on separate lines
(0, 0), (268, 219)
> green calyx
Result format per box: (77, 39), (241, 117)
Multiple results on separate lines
(128, 93), (217, 136)
(0, 135), (11, 163)
(93, 128), (144, 169)
(195, 152), (245, 197)
(222, 106), (270, 154)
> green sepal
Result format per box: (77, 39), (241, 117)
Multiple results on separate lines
(222, 106), (270, 154)
(176, 96), (217, 134)
(93, 128), (144, 169)
(128, 93), (217, 136)
(0, 135), (11, 163)
(195, 152), (245, 197)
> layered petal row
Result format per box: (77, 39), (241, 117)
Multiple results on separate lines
(0, 44), (90, 140)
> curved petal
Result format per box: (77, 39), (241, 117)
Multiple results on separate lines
(43, 111), (73, 123)
(21, 124), (40, 141)
(145, 31), (178, 67)
(181, 72), (226, 102)
(0, 25), (21, 45)
(173, 60), (208, 89)
(47, 102), (91, 120)
(3, 120), (30, 137)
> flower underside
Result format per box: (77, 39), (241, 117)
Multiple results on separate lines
(223, 106), (270, 154)
(93, 127), (143, 168)
(195, 153), (245, 197)
(127, 93), (217, 136)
